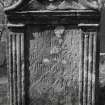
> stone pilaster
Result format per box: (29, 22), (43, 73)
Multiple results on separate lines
(79, 27), (98, 105)
(8, 31), (25, 105)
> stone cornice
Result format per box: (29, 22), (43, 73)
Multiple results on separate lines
(6, 10), (100, 25)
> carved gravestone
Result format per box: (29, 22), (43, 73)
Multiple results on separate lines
(4, 0), (100, 105)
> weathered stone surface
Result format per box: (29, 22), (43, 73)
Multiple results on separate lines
(0, 83), (8, 105)
(0, 42), (6, 66)
(3, 0), (18, 7)
(99, 55), (105, 105)
(28, 26), (81, 105)
(99, 55), (105, 86)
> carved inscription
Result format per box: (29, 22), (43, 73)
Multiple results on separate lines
(28, 26), (81, 105)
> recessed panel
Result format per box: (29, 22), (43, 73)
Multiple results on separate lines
(27, 25), (81, 105)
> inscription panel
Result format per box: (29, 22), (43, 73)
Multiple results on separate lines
(27, 25), (81, 105)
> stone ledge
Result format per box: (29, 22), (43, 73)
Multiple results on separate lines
(6, 10), (100, 25)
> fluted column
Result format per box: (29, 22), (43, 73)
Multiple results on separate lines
(79, 29), (98, 105)
(8, 32), (25, 105)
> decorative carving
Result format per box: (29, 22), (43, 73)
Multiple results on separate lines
(4, 0), (104, 11)
(4, 0), (18, 7)
(24, 0), (101, 10)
